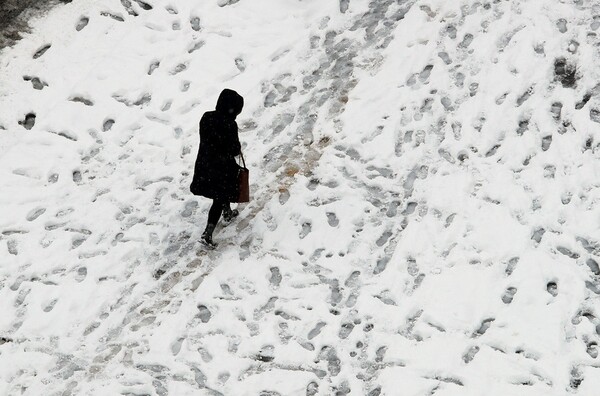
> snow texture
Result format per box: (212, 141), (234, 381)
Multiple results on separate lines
(1, 0), (600, 395)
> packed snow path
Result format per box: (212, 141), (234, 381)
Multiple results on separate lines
(1, 0), (600, 394)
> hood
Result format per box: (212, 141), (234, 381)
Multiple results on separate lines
(216, 89), (244, 118)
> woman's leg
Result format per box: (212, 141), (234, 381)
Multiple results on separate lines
(207, 199), (225, 225)
(222, 202), (239, 223)
(202, 199), (225, 247)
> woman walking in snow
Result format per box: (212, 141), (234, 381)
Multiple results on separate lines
(190, 88), (244, 249)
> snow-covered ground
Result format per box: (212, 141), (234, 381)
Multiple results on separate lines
(1, 0), (600, 394)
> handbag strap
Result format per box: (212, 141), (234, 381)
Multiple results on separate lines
(239, 151), (247, 168)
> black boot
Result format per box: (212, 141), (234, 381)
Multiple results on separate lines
(201, 223), (217, 249)
(222, 208), (239, 224)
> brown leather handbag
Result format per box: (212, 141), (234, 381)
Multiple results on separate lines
(236, 152), (250, 203)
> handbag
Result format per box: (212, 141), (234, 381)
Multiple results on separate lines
(236, 152), (250, 203)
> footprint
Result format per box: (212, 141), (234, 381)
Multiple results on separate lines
(485, 144), (500, 157)
(459, 33), (474, 48)
(171, 337), (184, 356)
(148, 61), (160, 75)
(463, 345), (480, 363)
(7, 240), (18, 255)
(319, 346), (341, 376)
(547, 281), (558, 297)
(308, 322), (326, 340)
(100, 12), (125, 22)
(576, 93), (592, 110)
(339, 322), (354, 339)
(454, 72), (465, 88)
(197, 305), (211, 323)
(344, 271), (360, 287)
(551, 102), (562, 120)
(72, 236), (87, 249)
(191, 367), (207, 387)
(326, 212), (339, 227)
(502, 287), (517, 304)
(190, 16), (201, 31)
(131, 316), (156, 331)
(438, 51), (452, 65)
(235, 58), (246, 72)
(496, 92), (508, 105)
(419, 64), (434, 83)
(516, 118), (529, 135)
(373, 257), (389, 275)
(586, 280), (600, 294)
(568, 40), (579, 54)
(166, 5), (178, 14)
(368, 387), (382, 396)
(345, 292), (358, 307)
(26, 207), (46, 221)
(586, 258), (600, 275)
(557, 246), (579, 259)
(264, 90), (277, 107)
(541, 135), (552, 151)
(570, 366), (583, 390)
(376, 231), (392, 247)
(19, 112), (36, 130)
(102, 118), (115, 132)
(446, 24), (457, 39)
(554, 57), (578, 88)
(170, 63), (188, 75)
(473, 318), (494, 337)
(75, 267), (87, 282)
(516, 87), (533, 106)
(544, 165), (556, 179)
(299, 222), (312, 239)
(217, 0), (241, 7)
(72, 170), (82, 183)
(255, 345), (275, 362)
(133, 0), (153, 10)
(23, 76), (48, 90)
(279, 189), (290, 205)
(306, 382), (319, 396)
(402, 202), (417, 215)
(269, 267), (282, 287)
(33, 44), (52, 59)
(531, 227), (545, 243)
(469, 82), (479, 97)
(70, 96), (94, 106)
(15, 288), (31, 306)
(188, 40), (205, 54)
(181, 200), (197, 217)
(83, 322), (100, 336)
(43, 299), (58, 312)
(113, 92), (151, 107)
(120, 0), (139, 16)
(198, 347), (213, 362)
(386, 201), (400, 217)
(590, 108), (600, 124)
(76, 16), (89, 31)
(218, 371), (230, 384)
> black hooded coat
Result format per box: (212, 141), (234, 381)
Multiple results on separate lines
(190, 89), (244, 201)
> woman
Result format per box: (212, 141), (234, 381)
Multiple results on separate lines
(190, 88), (244, 249)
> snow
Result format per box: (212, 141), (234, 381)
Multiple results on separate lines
(1, 0), (600, 394)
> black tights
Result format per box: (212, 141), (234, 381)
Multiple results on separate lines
(207, 200), (231, 225)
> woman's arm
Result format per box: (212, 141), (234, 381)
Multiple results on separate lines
(227, 121), (242, 157)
